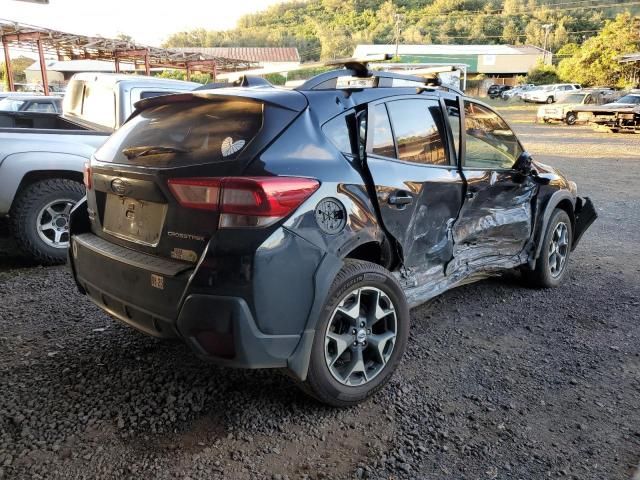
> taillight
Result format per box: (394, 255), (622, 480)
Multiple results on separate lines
(168, 177), (320, 228)
(83, 162), (92, 190)
(167, 178), (221, 211)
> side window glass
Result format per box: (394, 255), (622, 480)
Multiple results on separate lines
(444, 99), (460, 162)
(386, 99), (448, 166)
(463, 101), (522, 169)
(370, 104), (395, 158)
(323, 114), (353, 154)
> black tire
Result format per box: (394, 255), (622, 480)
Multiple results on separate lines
(523, 209), (572, 288)
(546, 96), (554, 104)
(301, 260), (409, 407)
(566, 112), (577, 125)
(10, 179), (84, 265)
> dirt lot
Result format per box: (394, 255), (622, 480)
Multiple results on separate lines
(1, 109), (639, 480)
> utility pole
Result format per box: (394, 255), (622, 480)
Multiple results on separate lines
(394, 13), (404, 60)
(542, 24), (553, 64)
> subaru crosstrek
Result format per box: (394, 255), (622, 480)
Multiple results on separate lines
(68, 65), (597, 406)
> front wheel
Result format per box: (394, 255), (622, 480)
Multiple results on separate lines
(546, 96), (555, 104)
(523, 209), (572, 288)
(10, 179), (84, 265)
(301, 260), (409, 407)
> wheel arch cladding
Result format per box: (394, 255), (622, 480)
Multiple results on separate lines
(532, 191), (576, 264)
(286, 252), (344, 381)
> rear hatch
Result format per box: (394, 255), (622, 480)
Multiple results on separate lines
(86, 89), (307, 262)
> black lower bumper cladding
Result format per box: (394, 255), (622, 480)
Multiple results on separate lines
(572, 196), (597, 250)
(69, 232), (303, 371)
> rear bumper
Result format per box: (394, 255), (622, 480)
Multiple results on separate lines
(70, 232), (301, 369)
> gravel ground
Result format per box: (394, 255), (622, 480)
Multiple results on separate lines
(1, 110), (639, 480)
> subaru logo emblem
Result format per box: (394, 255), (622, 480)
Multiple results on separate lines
(110, 178), (128, 195)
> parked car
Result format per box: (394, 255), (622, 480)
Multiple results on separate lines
(0, 95), (62, 113)
(0, 73), (199, 264)
(501, 84), (535, 100)
(487, 84), (512, 99)
(536, 89), (619, 125)
(523, 84), (582, 104)
(573, 92), (640, 133)
(68, 64), (597, 407)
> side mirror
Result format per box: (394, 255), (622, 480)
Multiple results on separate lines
(513, 151), (533, 174)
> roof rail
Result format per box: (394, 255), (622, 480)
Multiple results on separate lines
(293, 56), (464, 94)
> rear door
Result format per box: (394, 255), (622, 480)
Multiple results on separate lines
(452, 100), (536, 265)
(364, 96), (464, 270)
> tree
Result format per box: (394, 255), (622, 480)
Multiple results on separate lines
(1, 56), (36, 88)
(526, 61), (560, 84)
(116, 33), (135, 44)
(161, 0), (638, 62)
(557, 13), (640, 87)
(156, 69), (211, 84)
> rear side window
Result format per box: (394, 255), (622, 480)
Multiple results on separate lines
(94, 99), (263, 166)
(322, 114), (352, 154)
(386, 99), (448, 166)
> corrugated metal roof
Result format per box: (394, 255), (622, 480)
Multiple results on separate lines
(26, 59), (139, 72)
(354, 44), (548, 57)
(174, 47), (300, 63)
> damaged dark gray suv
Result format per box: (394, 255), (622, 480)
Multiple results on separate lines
(68, 63), (597, 406)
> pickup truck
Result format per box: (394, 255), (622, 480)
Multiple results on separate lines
(0, 73), (199, 264)
(574, 92), (640, 133)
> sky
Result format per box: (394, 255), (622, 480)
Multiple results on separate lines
(1, 0), (284, 47)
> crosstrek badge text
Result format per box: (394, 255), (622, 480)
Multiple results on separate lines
(167, 231), (205, 242)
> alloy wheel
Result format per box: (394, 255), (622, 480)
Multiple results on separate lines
(324, 287), (397, 386)
(548, 222), (569, 277)
(36, 199), (75, 248)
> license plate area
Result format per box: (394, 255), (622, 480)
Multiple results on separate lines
(103, 194), (167, 246)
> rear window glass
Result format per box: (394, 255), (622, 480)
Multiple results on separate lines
(94, 99), (263, 166)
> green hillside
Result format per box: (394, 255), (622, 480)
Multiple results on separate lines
(163, 0), (640, 61)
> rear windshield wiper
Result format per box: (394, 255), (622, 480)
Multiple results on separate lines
(122, 145), (190, 159)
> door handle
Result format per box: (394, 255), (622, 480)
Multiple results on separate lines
(388, 192), (413, 206)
